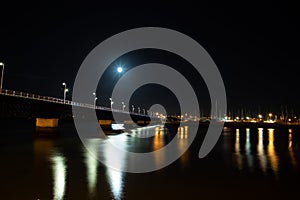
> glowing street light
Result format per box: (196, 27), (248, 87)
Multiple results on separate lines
(62, 82), (69, 104)
(0, 62), (4, 90)
(93, 92), (98, 109)
(269, 113), (273, 120)
(131, 105), (135, 113)
(122, 102), (125, 111)
(138, 107), (140, 114)
(109, 98), (114, 110)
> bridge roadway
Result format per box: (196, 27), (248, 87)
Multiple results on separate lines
(0, 89), (158, 125)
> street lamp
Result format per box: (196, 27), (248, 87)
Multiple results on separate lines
(269, 113), (273, 121)
(109, 98), (114, 110)
(122, 102), (125, 111)
(93, 92), (98, 109)
(131, 105), (135, 113)
(258, 114), (263, 122)
(138, 107), (140, 114)
(0, 62), (4, 91)
(62, 82), (68, 104)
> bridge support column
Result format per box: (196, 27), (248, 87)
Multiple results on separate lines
(36, 118), (59, 128)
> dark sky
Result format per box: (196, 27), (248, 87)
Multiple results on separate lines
(0, 2), (299, 115)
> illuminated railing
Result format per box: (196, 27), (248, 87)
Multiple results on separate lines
(0, 89), (157, 118)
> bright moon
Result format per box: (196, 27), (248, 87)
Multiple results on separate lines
(117, 67), (123, 73)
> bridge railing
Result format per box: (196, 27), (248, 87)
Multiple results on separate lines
(0, 88), (160, 118)
(0, 88), (66, 104)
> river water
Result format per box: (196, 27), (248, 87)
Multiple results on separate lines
(0, 121), (299, 199)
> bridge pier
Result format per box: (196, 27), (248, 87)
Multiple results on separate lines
(36, 118), (59, 128)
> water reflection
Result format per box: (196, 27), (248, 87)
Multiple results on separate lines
(289, 129), (293, 148)
(50, 149), (67, 200)
(153, 126), (164, 150)
(83, 136), (126, 200)
(288, 129), (297, 168)
(234, 129), (242, 170)
(245, 128), (253, 169)
(257, 128), (267, 173)
(153, 126), (165, 168)
(104, 137), (126, 200)
(234, 128), (255, 170)
(232, 127), (284, 175)
(106, 167), (123, 200)
(33, 139), (54, 199)
(267, 128), (279, 175)
(133, 125), (159, 138)
(177, 126), (188, 139)
(32, 125), (300, 199)
(177, 126), (189, 166)
(5, 124), (300, 199)
(84, 139), (99, 198)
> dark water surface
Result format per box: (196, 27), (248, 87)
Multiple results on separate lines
(0, 121), (299, 199)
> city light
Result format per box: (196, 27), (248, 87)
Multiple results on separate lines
(62, 82), (68, 104)
(109, 98), (114, 110)
(93, 92), (98, 109)
(0, 62), (5, 90)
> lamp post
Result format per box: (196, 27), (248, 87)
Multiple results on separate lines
(138, 107), (140, 114)
(62, 82), (68, 104)
(93, 92), (98, 109)
(122, 102), (125, 111)
(109, 98), (114, 110)
(0, 62), (4, 91)
(131, 105), (135, 113)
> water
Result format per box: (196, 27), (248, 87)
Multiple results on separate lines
(0, 121), (299, 199)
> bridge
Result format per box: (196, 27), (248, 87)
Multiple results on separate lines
(0, 89), (162, 128)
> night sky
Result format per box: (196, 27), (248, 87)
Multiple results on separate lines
(0, 2), (299, 115)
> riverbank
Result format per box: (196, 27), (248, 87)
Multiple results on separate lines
(180, 121), (300, 129)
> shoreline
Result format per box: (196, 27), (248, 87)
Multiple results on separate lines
(1, 119), (300, 130)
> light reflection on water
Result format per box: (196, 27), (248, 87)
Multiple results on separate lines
(26, 125), (300, 199)
(153, 126), (164, 150)
(50, 149), (67, 200)
(177, 126), (189, 166)
(231, 127), (299, 176)
(245, 128), (254, 169)
(234, 129), (242, 170)
(106, 168), (123, 200)
(84, 139), (99, 198)
(257, 128), (267, 172)
(288, 129), (297, 168)
(103, 137), (126, 200)
(153, 126), (166, 169)
(82, 125), (191, 199)
(267, 128), (279, 174)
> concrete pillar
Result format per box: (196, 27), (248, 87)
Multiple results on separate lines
(36, 118), (59, 128)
